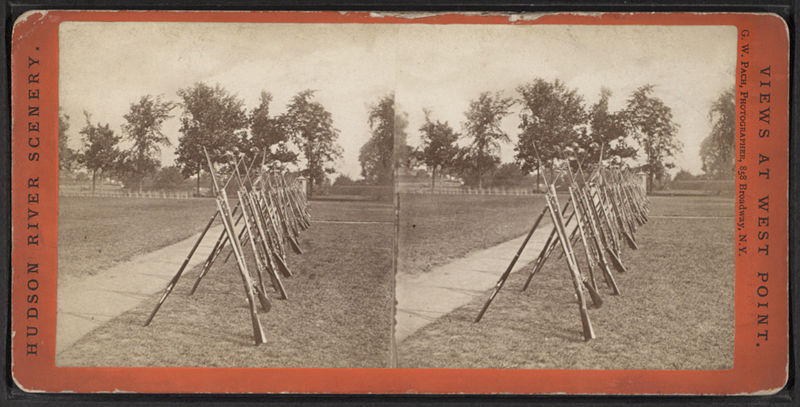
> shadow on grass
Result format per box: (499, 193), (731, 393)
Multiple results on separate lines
(57, 205), (395, 368)
(398, 203), (734, 370)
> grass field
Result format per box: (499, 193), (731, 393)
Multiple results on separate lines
(398, 195), (735, 370)
(647, 194), (734, 217)
(58, 197), (217, 280)
(58, 192), (734, 369)
(57, 199), (394, 368)
(398, 194), (548, 274)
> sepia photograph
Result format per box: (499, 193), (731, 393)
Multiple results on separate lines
(55, 20), (739, 370)
(55, 22), (397, 367)
(394, 24), (738, 369)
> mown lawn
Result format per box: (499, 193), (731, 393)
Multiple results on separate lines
(309, 199), (394, 222)
(57, 200), (394, 367)
(398, 194), (549, 274)
(398, 196), (735, 370)
(58, 197), (217, 280)
(647, 195), (734, 217)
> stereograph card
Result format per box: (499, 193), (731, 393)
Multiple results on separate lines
(8, 10), (790, 395)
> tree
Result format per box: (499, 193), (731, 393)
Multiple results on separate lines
(578, 88), (636, 165)
(120, 95), (175, 192)
(672, 169), (696, 182)
(281, 90), (342, 196)
(491, 162), (528, 187)
(333, 174), (356, 186)
(246, 91), (297, 168)
(623, 85), (682, 193)
(394, 108), (413, 172)
(175, 83), (249, 195)
(699, 88), (735, 179)
(450, 145), (499, 187)
(359, 93), (395, 185)
(77, 112), (121, 193)
(460, 92), (514, 188)
(58, 111), (77, 171)
(153, 165), (187, 190)
(516, 79), (586, 190)
(359, 138), (382, 184)
(417, 110), (459, 190)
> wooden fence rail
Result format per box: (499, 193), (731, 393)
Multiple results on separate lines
(403, 186), (543, 196)
(59, 190), (198, 200)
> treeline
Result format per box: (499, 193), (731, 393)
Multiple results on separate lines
(356, 79), (734, 193)
(59, 84), (342, 196)
(60, 79), (735, 196)
(405, 79), (683, 193)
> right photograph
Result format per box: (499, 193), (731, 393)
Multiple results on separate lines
(394, 24), (737, 370)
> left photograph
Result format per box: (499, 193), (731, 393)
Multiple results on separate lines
(55, 22), (396, 367)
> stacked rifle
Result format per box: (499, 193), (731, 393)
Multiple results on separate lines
(144, 149), (311, 345)
(475, 156), (649, 341)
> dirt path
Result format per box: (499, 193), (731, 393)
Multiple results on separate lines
(56, 225), (224, 357)
(394, 225), (552, 342)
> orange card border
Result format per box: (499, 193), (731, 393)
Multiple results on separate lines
(9, 10), (790, 395)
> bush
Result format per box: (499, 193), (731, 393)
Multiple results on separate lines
(490, 163), (530, 187)
(153, 166), (188, 190)
(333, 174), (356, 186)
(673, 169), (696, 182)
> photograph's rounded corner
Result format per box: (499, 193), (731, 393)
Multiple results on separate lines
(757, 12), (790, 36)
(766, 362), (791, 396)
(9, 364), (47, 395)
(747, 377), (789, 397)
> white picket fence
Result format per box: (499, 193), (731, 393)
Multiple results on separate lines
(404, 186), (542, 196)
(60, 190), (196, 200)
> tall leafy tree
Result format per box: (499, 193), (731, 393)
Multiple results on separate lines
(417, 110), (459, 190)
(359, 93), (395, 185)
(58, 110), (76, 171)
(623, 85), (682, 193)
(281, 90), (342, 196)
(578, 88), (636, 165)
(491, 162), (529, 187)
(77, 112), (121, 193)
(119, 95), (175, 192)
(394, 109), (413, 171)
(515, 78), (586, 189)
(175, 83), (249, 194)
(358, 138), (382, 184)
(246, 91), (296, 168)
(153, 165), (187, 190)
(460, 91), (514, 188)
(450, 145), (499, 187)
(699, 88), (735, 179)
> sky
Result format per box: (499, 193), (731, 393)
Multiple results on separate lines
(396, 24), (738, 174)
(60, 21), (736, 179)
(60, 22), (397, 179)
